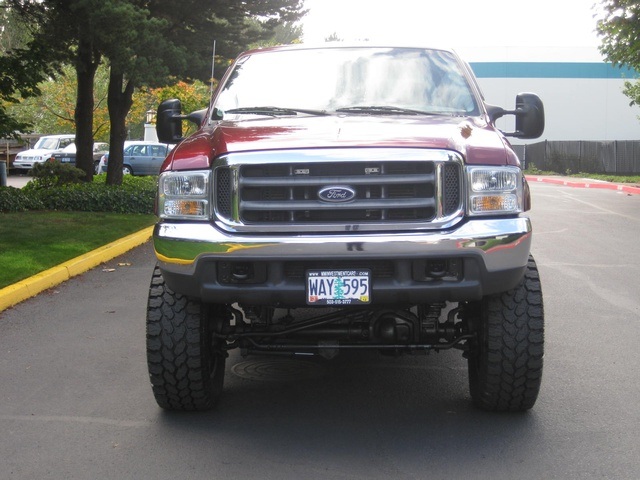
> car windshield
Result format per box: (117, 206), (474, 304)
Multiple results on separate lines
(34, 137), (61, 149)
(214, 47), (479, 118)
(33, 136), (73, 150)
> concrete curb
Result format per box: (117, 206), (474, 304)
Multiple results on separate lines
(0, 226), (154, 312)
(525, 175), (640, 195)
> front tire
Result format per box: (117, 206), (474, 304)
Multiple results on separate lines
(146, 266), (227, 411)
(466, 255), (544, 412)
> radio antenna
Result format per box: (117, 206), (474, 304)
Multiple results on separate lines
(210, 40), (216, 100)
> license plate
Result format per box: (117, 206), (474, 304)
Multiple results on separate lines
(306, 269), (371, 305)
(61, 157), (72, 163)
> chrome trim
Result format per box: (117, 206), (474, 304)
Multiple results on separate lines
(212, 148), (465, 233)
(154, 216), (532, 275)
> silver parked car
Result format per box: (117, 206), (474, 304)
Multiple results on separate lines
(97, 141), (170, 175)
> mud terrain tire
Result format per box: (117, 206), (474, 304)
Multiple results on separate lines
(467, 256), (544, 412)
(146, 266), (226, 411)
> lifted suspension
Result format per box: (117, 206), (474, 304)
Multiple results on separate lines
(215, 304), (474, 357)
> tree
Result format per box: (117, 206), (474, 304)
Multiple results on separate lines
(325, 32), (343, 42)
(4, 0), (306, 184)
(597, 1), (640, 109)
(144, 0), (307, 81)
(0, 52), (42, 137)
(0, 2), (55, 138)
(6, 0), (110, 179)
(6, 63), (111, 140)
(0, 1), (31, 53)
(103, 0), (306, 185)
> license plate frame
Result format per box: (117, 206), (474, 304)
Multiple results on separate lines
(306, 269), (371, 305)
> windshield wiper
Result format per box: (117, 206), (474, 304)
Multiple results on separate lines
(224, 106), (329, 116)
(335, 106), (443, 116)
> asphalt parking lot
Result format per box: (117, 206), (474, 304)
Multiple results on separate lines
(3, 174), (30, 188)
(0, 181), (639, 479)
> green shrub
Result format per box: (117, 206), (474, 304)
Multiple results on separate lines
(26, 161), (86, 190)
(0, 186), (45, 212)
(1, 174), (157, 214)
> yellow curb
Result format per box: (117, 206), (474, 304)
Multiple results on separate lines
(0, 226), (154, 312)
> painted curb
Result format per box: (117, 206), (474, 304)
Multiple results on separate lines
(0, 226), (154, 312)
(525, 175), (640, 195)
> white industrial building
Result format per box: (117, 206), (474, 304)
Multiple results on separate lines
(458, 46), (640, 143)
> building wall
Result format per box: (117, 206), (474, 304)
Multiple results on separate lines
(458, 47), (640, 142)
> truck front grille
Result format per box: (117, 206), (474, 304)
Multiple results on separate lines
(214, 148), (464, 233)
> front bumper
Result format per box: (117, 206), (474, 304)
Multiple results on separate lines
(12, 162), (36, 170)
(154, 216), (532, 306)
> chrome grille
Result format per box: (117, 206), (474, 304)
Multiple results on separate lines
(214, 148), (464, 233)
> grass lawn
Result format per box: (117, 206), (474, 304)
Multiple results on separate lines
(0, 211), (156, 289)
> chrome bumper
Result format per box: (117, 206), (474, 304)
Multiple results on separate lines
(153, 217), (532, 305)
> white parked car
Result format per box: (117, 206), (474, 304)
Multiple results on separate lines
(13, 134), (75, 171)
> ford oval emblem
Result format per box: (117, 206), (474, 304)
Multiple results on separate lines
(318, 186), (356, 203)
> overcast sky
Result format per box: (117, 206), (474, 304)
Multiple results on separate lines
(301, 0), (603, 51)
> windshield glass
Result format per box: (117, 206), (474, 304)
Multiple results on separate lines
(33, 136), (73, 150)
(34, 137), (60, 149)
(214, 47), (479, 117)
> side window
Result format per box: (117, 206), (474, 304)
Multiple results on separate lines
(59, 138), (74, 149)
(132, 145), (146, 156)
(150, 145), (166, 156)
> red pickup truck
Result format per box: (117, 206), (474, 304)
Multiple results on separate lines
(147, 44), (545, 412)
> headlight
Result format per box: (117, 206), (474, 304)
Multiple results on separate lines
(467, 166), (523, 216)
(158, 170), (211, 220)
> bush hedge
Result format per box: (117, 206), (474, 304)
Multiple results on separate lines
(1, 167), (157, 214)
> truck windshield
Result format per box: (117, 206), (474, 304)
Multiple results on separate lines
(214, 47), (479, 118)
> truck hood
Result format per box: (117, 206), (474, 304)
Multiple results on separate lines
(164, 114), (520, 171)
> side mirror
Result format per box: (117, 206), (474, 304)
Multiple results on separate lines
(156, 99), (183, 144)
(156, 99), (209, 144)
(486, 93), (545, 139)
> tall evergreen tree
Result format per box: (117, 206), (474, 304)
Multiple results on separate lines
(5, 0), (305, 183)
(0, 2), (56, 137)
(102, 0), (306, 184)
(7, 0), (113, 178)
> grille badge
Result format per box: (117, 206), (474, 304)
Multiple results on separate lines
(318, 186), (356, 203)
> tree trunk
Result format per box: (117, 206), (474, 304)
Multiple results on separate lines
(74, 36), (99, 182)
(106, 69), (134, 186)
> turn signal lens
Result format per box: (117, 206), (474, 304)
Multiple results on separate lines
(471, 194), (518, 213)
(164, 200), (207, 217)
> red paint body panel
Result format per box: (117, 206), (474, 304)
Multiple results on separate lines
(162, 114), (520, 172)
